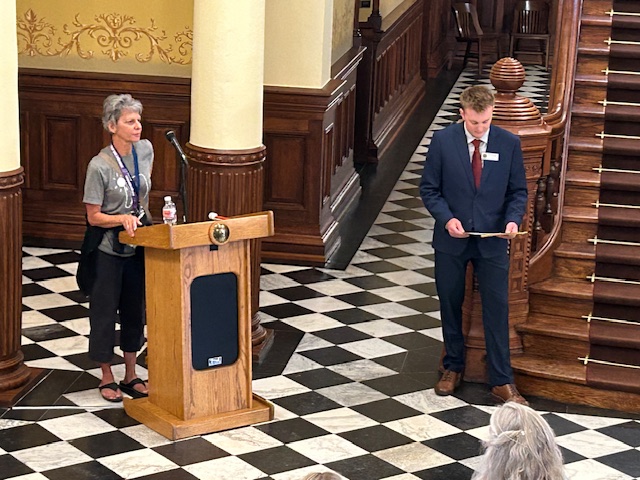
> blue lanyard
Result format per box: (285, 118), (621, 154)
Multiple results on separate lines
(110, 143), (140, 211)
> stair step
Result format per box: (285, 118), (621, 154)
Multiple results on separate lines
(572, 104), (605, 118)
(563, 206), (598, 223)
(555, 242), (596, 259)
(565, 170), (600, 188)
(563, 171), (601, 206)
(529, 277), (593, 299)
(601, 171), (640, 191)
(513, 355), (640, 413)
(568, 136), (602, 153)
(512, 355), (586, 384)
(580, 15), (611, 28)
(518, 313), (589, 340)
(596, 242), (640, 266)
(574, 74), (607, 88)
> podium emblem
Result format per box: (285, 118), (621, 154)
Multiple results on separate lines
(210, 223), (230, 244)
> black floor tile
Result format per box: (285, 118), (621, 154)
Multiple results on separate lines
(363, 247), (414, 259)
(22, 283), (53, 297)
(365, 234), (419, 247)
(328, 454), (404, 480)
(339, 425), (413, 451)
(351, 398), (423, 423)
(313, 326), (373, 345)
(364, 374), (432, 396)
(43, 461), (126, 480)
(0, 453), (34, 478)
(260, 303), (314, 319)
(135, 469), (201, 480)
(342, 276), (398, 290)
(356, 261), (407, 274)
(414, 461), (475, 480)
(382, 332), (440, 350)
(40, 252), (81, 264)
(22, 266), (71, 281)
(0, 423), (61, 451)
(431, 406), (492, 431)
(70, 431), (145, 458)
(152, 437), (229, 466)
(269, 286), (326, 302)
(255, 417), (330, 443)
(596, 421), (640, 447)
(272, 392), (342, 416)
(422, 432), (482, 460)
(596, 449), (640, 478)
(239, 445), (315, 475)
(399, 297), (441, 313)
(22, 324), (78, 342)
(391, 314), (441, 330)
(324, 308), (382, 325)
(333, 291), (389, 307)
(299, 346), (364, 367)
(378, 221), (423, 233)
(285, 368), (352, 390)
(282, 269), (337, 284)
(41, 304), (90, 322)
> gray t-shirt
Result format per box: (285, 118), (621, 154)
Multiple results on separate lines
(83, 139), (154, 257)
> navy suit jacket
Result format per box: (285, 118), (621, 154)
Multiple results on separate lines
(420, 122), (528, 257)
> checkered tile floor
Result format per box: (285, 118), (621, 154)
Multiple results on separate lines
(3, 65), (640, 480)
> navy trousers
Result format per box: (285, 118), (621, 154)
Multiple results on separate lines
(434, 238), (513, 387)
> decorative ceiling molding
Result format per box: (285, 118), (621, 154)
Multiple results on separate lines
(17, 9), (193, 65)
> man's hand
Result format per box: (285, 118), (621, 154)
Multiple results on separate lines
(497, 222), (519, 239)
(445, 218), (469, 238)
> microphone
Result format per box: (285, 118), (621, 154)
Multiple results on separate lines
(165, 130), (188, 166)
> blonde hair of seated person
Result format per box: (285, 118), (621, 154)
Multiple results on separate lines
(472, 402), (566, 480)
(302, 472), (342, 480)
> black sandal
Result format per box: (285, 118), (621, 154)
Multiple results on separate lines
(99, 382), (123, 403)
(119, 378), (148, 398)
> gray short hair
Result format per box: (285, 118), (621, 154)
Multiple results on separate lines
(472, 402), (566, 480)
(102, 94), (143, 131)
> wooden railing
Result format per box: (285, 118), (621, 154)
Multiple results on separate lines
(529, 0), (584, 281)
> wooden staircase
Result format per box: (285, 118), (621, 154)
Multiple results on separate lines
(512, 0), (640, 412)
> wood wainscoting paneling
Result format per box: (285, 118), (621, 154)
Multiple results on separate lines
(18, 51), (363, 267)
(18, 69), (191, 246)
(262, 47), (365, 265)
(421, 0), (454, 79)
(356, 0), (426, 163)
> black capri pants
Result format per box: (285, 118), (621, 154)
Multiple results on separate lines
(88, 249), (145, 363)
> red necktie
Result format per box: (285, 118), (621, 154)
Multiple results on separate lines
(472, 139), (482, 188)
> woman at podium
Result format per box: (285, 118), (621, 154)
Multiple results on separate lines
(82, 94), (153, 402)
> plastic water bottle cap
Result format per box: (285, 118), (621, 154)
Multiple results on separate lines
(164, 196), (171, 202)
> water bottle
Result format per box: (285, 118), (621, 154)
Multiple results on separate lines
(162, 196), (177, 225)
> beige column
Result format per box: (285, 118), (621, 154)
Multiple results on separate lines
(186, 0), (273, 360)
(0, 1), (43, 406)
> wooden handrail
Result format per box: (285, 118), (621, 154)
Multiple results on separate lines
(529, 0), (583, 278)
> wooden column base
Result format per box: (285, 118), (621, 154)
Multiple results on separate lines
(0, 368), (47, 408)
(124, 393), (274, 440)
(252, 327), (275, 364)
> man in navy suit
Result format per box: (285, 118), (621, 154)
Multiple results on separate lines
(420, 86), (529, 405)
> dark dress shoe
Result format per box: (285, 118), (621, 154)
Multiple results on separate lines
(435, 370), (463, 396)
(491, 384), (529, 406)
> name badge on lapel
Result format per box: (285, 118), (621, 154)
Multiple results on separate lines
(483, 152), (500, 162)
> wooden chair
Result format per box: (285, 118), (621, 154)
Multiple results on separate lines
(449, 2), (503, 74)
(509, 0), (551, 70)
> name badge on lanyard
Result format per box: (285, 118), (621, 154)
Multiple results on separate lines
(110, 143), (141, 214)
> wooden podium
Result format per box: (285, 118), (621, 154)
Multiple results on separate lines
(119, 211), (275, 440)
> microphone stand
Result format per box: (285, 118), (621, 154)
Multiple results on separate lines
(165, 131), (189, 223)
(179, 156), (188, 224)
